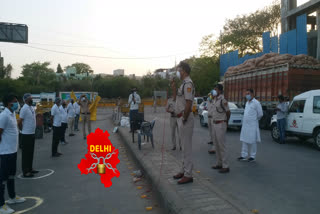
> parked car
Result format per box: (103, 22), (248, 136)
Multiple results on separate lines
(270, 90), (320, 150)
(198, 101), (208, 116)
(193, 97), (204, 113)
(200, 102), (244, 128)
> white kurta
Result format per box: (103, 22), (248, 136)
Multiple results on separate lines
(240, 98), (263, 144)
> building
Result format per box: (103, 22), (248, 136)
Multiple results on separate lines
(56, 67), (93, 80)
(113, 69), (125, 76)
(281, 0), (320, 59)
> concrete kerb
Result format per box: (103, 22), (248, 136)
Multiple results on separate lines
(116, 123), (250, 214)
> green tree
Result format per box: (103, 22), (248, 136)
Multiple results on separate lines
(66, 63), (93, 75)
(200, 1), (280, 57)
(183, 57), (220, 96)
(57, 63), (64, 73)
(21, 62), (56, 86)
(0, 64), (13, 79)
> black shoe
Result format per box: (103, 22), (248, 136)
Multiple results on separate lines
(180, 147), (182, 151)
(248, 158), (255, 162)
(69, 134), (75, 136)
(23, 172), (34, 178)
(172, 147), (176, 151)
(237, 157), (246, 161)
(207, 141), (213, 145)
(31, 170), (39, 174)
(84, 136), (86, 139)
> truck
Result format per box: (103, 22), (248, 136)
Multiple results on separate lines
(270, 90), (320, 150)
(224, 54), (320, 129)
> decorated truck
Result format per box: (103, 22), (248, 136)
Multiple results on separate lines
(224, 53), (320, 129)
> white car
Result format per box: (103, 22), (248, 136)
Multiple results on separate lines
(270, 90), (320, 150)
(200, 102), (244, 128)
(193, 97), (204, 112)
(198, 101), (208, 116)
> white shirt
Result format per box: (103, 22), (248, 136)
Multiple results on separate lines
(73, 102), (80, 115)
(128, 93), (141, 110)
(51, 104), (62, 127)
(60, 106), (68, 123)
(19, 104), (36, 134)
(67, 103), (76, 118)
(240, 98), (263, 144)
(0, 108), (19, 154)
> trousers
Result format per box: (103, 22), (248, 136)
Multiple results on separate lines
(211, 121), (228, 168)
(74, 114), (80, 130)
(52, 126), (62, 155)
(178, 114), (194, 177)
(208, 118), (216, 150)
(82, 114), (91, 138)
(0, 153), (17, 207)
(68, 117), (75, 135)
(277, 118), (286, 143)
(21, 134), (35, 174)
(170, 117), (181, 148)
(241, 142), (257, 159)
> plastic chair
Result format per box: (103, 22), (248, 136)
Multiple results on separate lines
(138, 120), (155, 150)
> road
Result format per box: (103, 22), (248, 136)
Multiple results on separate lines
(146, 106), (320, 214)
(10, 108), (164, 214)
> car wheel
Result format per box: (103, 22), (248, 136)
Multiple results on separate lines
(200, 116), (205, 127)
(313, 129), (320, 150)
(271, 123), (280, 143)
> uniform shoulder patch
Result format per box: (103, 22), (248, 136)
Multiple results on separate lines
(187, 87), (192, 93)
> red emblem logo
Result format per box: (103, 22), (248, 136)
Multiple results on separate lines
(78, 128), (120, 187)
(290, 120), (298, 128)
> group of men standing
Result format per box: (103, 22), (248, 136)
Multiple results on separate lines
(0, 92), (92, 213)
(167, 61), (265, 185)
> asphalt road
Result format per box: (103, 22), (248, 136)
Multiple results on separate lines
(9, 108), (164, 214)
(146, 106), (320, 214)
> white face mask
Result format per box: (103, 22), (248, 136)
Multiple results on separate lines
(176, 71), (181, 79)
(211, 90), (218, 97)
(82, 97), (86, 101)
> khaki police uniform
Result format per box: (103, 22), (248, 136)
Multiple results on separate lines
(166, 98), (181, 149)
(210, 94), (229, 168)
(79, 98), (91, 138)
(207, 100), (216, 150)
(175, 76), (195, 178)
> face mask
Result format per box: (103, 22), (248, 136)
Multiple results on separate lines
(133, 91), (137, 96)
(246, 95), (252, 101)
(11, 102), (19, 112)
(82, 97), (86, 101)
(176, 71), (181, 79)
(211, 90), (218, 97)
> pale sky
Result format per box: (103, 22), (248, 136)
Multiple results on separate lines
(0, 0), (276, 78)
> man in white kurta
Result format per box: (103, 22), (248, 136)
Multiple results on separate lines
(239, 89), (263, 162)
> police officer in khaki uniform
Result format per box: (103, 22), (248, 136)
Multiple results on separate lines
(207, 92), (216, 154)
(78, 94), (91, 139)
(171, 62), (195, 184)
(210, 84), (231, 173)
(166, 96), (181, 151)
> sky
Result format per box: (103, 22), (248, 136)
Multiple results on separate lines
(0, 0), (279, 78)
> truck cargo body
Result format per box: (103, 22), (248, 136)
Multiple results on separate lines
(224, 64), (320, 128)
(224, 64), (320, 107)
